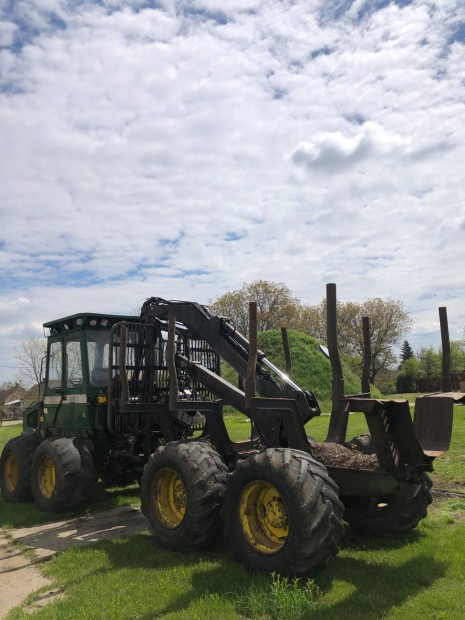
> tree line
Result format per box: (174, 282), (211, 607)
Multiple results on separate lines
(210, 280), (412, 383)
(397, 339), (465, 393)
(6, 279), (462, 392)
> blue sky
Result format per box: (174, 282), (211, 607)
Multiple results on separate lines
(0, 0), (464, 383)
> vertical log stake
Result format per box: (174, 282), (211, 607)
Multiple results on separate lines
(439, 307), (452, 392)
(245, 302), (258, 409)
(362, 316), (371, 395)
(325, 283), (348, 443)
(281, 326), (292, 379)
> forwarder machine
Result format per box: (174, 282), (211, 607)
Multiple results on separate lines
(1, 284), (463, 575)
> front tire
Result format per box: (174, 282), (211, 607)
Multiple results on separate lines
(223, 448), (344, 576)
(0, 435), (41, 502)
(343, 474), (433, 535)
(141, 441), (227, 551)
(31, 437), (95, 512)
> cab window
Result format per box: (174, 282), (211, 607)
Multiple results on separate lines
(47, 341), (62, 389)
(66, 339), (83, 388)
(86, 330), (110, 387)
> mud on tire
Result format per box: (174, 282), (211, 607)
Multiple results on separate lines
(223, 448), (344, 576)
(343, 474), (433, 535)
(0, 435), (42, 503)
(140, 441), (228, 551)
(31, 437), (95, 512)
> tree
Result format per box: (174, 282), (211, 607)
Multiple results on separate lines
(210, 280), (301, 336)
(396, 357), (420, 393)
(297, 304), (327, 341)
(450, 340), (465, 386)
(417, 346), (441, 392)
(399, 340), (414, 368)
(0, 379), (25, 392)
(298, 297), (412, 383)
(15, 337), (47, 388)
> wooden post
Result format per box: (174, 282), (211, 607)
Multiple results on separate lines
(281, 327), (292, 379)
(362, 316), (371, 394)
(245, 302), (258, 409)
(439, 307), (452, 392)
(325, 283), (348, 443)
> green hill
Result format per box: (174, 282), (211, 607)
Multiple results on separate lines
(219, 329), (380, 408)
(257, 329), (365, 402)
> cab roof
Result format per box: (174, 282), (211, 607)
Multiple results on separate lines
(44, 313), (140, 335)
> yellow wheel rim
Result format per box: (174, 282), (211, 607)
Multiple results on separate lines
(4, 453), (19, 493)
(38, 456), (56, 499)
(239, 480), (289, 554)
(152, 468), (187, 529)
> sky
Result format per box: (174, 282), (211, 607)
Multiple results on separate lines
(0, 0), (464, 384)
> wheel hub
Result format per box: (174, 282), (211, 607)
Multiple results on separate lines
(239, 480), (289, 554)
(38, 455), (56, 499)
(153, 468), (187, 529)
(4, 453), (19, 493)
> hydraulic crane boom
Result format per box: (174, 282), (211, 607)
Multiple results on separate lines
(140, 297), (320, 423)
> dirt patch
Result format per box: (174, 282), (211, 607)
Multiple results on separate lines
(429, 475), (465, 499)
(0, 505), (147, 618)
(0, 535), (52, 619)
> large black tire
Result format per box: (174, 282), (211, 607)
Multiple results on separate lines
(140, 441), (228, 551)
(0, 435), (42, 502)
(31, 437), (95, 512)
(223, 448), (344, 576)
(343, 474), (433, 535)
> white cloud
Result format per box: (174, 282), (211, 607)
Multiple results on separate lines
(0, 20), (17, 46)
(0, 0), (464, 383)
(0, 297), (31, 316)
(0, 322), (42, 338)
(291, 123), (419, 173)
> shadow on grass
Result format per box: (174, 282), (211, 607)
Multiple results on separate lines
(58, 533), (448, 620)
(341, 524), (425, 551)
(0, 483), (140, 529)
(311, 554), (448, 620)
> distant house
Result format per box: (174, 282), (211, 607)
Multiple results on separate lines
(0, 384), (41, 423)
(3, 398), (23, 417)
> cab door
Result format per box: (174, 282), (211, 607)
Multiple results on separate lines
(43, 336), (91, 435)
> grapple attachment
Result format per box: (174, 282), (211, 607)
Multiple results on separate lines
(346, 398), (433, 472)
(413, 392), (465, 457)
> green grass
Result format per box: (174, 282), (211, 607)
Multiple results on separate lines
(2, 406), (465, 619)
(5, 514), (465, 619)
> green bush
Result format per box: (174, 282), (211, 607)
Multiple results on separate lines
(236, 573), (320, 620)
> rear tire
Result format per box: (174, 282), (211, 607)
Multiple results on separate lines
(223, 448), (344, 576)
(0, 435), (41, 502)
(31, 437), (95, 512)
(343, 474), (433, 535)
(141, 441), (227, 551)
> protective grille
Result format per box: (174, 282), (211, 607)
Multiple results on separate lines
(109, 321), (220, 404)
